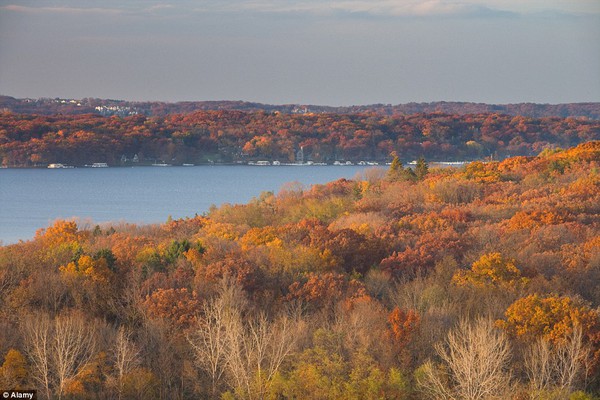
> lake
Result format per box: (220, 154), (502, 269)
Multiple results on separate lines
(0, 165), (379, 244)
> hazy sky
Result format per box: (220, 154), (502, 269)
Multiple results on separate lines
(0, 0), (599, 105)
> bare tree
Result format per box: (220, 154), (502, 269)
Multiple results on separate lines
(52, 314), (96, 397)
(225, 311), (299, 399)
(22, 313), (97, 400)
(112, 327), (140, 400)
(417, 317), (513, 400)
(187, 280), (301, 399)
(417, 361), (453, 400)
(524, 339), (553, 396)
(524, 326), (590, 399)
(186, 285), (237, 396)
(22, 314), (52, 399)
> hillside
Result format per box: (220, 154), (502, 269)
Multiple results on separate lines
(1, 110), (599, 167)
(1, 142), (599, 398)
(2, 95), (600, 119)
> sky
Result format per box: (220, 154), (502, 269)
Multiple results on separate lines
(0, 0), (599, 106)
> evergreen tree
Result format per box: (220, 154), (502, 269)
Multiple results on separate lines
(415, 157), (429, 180)
(387, 153), (404, 181)
(402, 167), (417, 181)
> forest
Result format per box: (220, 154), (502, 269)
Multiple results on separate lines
(0, 141), (599, 399)
(1, 110), (599, 167)
(2, 96), (600, 119)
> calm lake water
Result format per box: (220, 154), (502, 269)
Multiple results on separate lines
(0, 165), (377, 244)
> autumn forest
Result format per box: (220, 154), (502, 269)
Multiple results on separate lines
(1, 109), (600, 167)
(1, 99), (600, 399)
(1, 111), (599, 399)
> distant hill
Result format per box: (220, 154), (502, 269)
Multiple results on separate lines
(1, 95), (599, 119)
(2, 110), (599, 167)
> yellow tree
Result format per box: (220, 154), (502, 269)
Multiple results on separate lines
(0, 349), (29, 389)
(452, 252), (528, 290)
(59, 254), (115, 315)
(497, 294), (599, 344)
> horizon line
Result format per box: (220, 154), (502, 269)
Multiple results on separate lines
(2, 94), (599, 108)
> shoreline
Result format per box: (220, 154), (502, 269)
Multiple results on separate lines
(0, 160), (474, 169)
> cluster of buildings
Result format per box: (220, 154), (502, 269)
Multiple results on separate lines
(94, 105), (139, 117)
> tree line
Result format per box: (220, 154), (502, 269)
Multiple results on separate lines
(1, 110), (599, 167)
(2, 96), (600, 119)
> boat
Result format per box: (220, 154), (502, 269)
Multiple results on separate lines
(434, 161), (468, 166)
(91, 162), (109, 168)
(48, 163), (74, 169)
(151, 163), (172, 167)
(182, 163), (195, 167)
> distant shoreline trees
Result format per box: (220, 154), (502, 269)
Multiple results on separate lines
(1, 110), (598, 167)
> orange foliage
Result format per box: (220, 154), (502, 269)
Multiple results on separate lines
(143, 288), (200, 329)
(33, 220), (87, 265)
(310, 178), (355, 197)
(286, 272), (369, 309)
(2, 108), (599, 168)
(561, 174), (600, 201)
(380, 229), (463, 278)
(386, 307), (420, 351)
(162, 215), (208, 236)
(498, 156), (534, 174)
(452, 252), (527, 289)
(498, 294), (600, 344)
(183, 247), (203, 266)
(195, 255), (263, 292)
(240, 226), (283, 250)
(319, 228), (387, 275)
(200, 221), (242, 241)
(63, 378), (86, 397)
(504, 209), (569, 232)
(462, 161), (501, 183)
(63, 352), (110, 396)
(108, 234), (152, 269)
(547, 140), (600, 163)
(562, 236), (600, 271)
(35, 219), (80, 244)
(329, 212), (388, 236)
(60, 255), (113, 284)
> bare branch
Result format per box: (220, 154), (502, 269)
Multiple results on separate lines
(418, 317), (512, 400)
